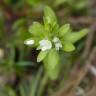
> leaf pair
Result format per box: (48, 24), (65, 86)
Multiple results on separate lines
(60, 28), (89, 52)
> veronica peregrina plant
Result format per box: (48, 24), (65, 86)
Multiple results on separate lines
(24, 6), (89, 80)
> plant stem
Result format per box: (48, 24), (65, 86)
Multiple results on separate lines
(37, 74), (48, 96)
(30, 67), (43, 96)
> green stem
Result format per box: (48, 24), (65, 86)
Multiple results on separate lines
(30, 67), (43, 96)
(37, 74), (48, 96)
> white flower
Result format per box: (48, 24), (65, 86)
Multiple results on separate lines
(53, 37), (62, 50)
(37, 40), (52, 51)
(24, 39), (35, 46)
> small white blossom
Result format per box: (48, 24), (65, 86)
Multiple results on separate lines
(37, 40), (52, 51)
(53, 37), (59, 42)
(53, 37), (62, 50)
(24, 39), (35, 46)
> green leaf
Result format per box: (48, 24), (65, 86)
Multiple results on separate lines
(54, 0), (67, 7)
(29, 22), (45, 37)
(58, 24), (70, 38)
(44, 6), (57, 28)
(37, 51), (48, 62)
(75, 0), (86, 10)
(44, 49), (60, 80)
(12, 19), (25, 30)
(16, 28), (30, 41)
(29, 67), (43, 96)
(26, 0), (40, 6)
(6, 86), (17, 96)
(19, 82), (28, 96)
(65, 29), (89, 43)
(16, 61), (35, 66)
(63, 42), (75, 52)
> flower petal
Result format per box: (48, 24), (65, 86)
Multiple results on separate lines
(37, 40), (52, 51)
(53, 37), (62, 50)
(24, 39), (35, 46)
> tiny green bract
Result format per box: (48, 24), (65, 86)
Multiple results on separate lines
(24, 6), (89, 80)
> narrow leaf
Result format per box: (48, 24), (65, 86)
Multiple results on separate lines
(30, 67), (43, 96)
(29, 22), (44, 37)
(58, 24), (70, 38)
(12, 19), (25, 30)
(54, 0), (67, 7)
(16, 61), (35, 66)
(44, 6), (57, 27)
(63, 42), (75, 52)
(37, 51), (48, 62)
(65, 29), (89, 43)
(44, 49), (60, 80)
